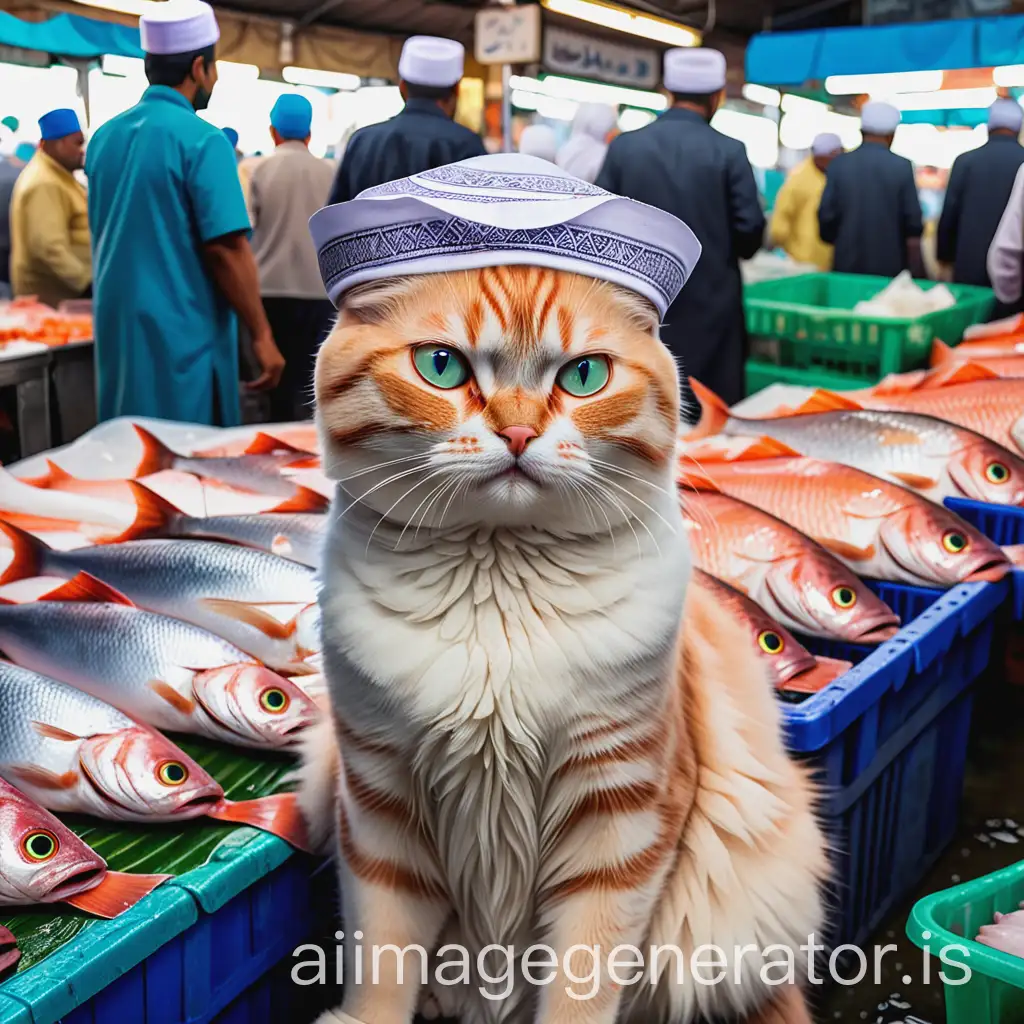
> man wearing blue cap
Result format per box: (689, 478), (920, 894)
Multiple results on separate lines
(248, 93), (334, 420)
(86, 0), (283, 426)
(9, 108), (90, 308)
(940, 100), (1024, 312)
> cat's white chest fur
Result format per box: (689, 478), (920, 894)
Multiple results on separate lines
(320, 505), (689, 952)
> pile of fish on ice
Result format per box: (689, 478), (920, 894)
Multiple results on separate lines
(677, 325), (1024, 701)
(0, 422), (329, 961)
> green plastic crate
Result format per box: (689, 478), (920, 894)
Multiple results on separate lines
(907, 859), (1024, 1024)
(744, 358), (876, 396)
(744, 272), (994, 378)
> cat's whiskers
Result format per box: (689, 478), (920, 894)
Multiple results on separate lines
(587, 478), (647, 556)
(588, 457), (673, 496)
(366, 468), (451, 553)
(337, 463), (432, 521)
(338, 452), (432, 483)
(412, 476), (463, 543)
(395, 472), (461, 550)
(594, 473), (678, 540)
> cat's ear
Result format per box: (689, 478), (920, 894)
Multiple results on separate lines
(339, 277), (420, 327)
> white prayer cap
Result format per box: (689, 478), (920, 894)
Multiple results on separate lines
(140, 0), (219, 55)
(812, 132), (842, 157)
(989, 98), (1023, 133)
(518, 124), (558, 162)
(310, 153), (701, 318)
(860, 100), (901, 135)
(663, 47), (726, 95)
(398, 36), (465, 88)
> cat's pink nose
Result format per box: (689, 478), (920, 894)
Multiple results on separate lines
(498, 425), (538, 457)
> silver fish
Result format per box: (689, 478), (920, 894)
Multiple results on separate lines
(0, 521), (321, 672)
(0, 582), (320, 749)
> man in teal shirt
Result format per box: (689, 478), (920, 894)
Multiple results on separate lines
(87, 0), (283, 425)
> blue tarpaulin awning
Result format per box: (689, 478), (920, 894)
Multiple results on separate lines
(0, 10), (142, 60)
(747, 14), (1024, 86)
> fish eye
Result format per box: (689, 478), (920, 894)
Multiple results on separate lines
(832, 586), (857, 609)
(986, 461), (1010, 484)
(22, 829), (59, 862)
(943, 531), (969, 554)
(556, 355), (611, 397)
(157, 761), (189, 787)
(412, 344), (470, 390)
(260, 688), (290, 714)
(757, 630), (784, 655)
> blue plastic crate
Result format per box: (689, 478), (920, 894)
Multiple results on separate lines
(944, 497), (1024, 620)
(784, 578), (1009, 949)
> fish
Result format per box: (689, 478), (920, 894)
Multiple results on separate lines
(679, 455), (1010, 587)
(118, 483), (326, 569)
(0, 776), (169, 918)
(853, 363), (1024, 455)
(0, 661), (310, 849)
(681, 487), (899, 641)
(0, 516), (322, 672)
(930, 338), (1024, 371)
(0, 923), (17, 977)
(133, 426), (327, 510)
(690, 569), (853, 691)
(193, 425), (321, 458)
(687, 380), (1024, 506)
(0, 575), (320, 749)
(18, 460), (139, 504)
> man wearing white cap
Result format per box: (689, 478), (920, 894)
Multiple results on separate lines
(327, 35), (485, 205)
(940, 99), (1024, 310)
(86, 0), (283, 426)
(595, 47), (765, 408)
(818, 100), (924, 278)
(770, 133), (841, 271)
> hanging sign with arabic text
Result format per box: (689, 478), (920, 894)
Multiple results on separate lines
(542, 26), (659, 89)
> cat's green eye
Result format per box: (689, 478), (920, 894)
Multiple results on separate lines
(557, 355), (611, 397)
(413, 344), (470, 389)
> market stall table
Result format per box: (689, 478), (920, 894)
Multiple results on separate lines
(0, 347), (51, 457)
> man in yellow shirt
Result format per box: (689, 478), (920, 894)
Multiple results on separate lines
(770, 132), (842, 271)
(10, 108), (91, 308)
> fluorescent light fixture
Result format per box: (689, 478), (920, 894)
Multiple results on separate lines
(780, 93), (828, 116)
(511, 90), (540, 111)
(534, 96), (579, 121)
(994, 65), (1024, 87)
(825, 71), (943, 95)
(509, 73), (668, 112)
(742, 84), (781, 107)
(893, 87), (997, 111)
(283, 66), (360, 91)
(541, 0), (699, 48)
(712, 108), (778, 169)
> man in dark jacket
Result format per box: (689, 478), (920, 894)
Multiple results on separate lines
(938, 98), (1024, 315)
(596, 47), (765, 409)
(818, 100), (924, 278)
(328, 35), (486, 205)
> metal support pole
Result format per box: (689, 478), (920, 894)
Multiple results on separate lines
(502, 62), (513, 153)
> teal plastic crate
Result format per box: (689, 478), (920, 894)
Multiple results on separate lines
(744, 272), (993, 379)
(908, 859), (1024, 1024)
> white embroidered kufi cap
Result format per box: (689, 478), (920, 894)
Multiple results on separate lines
(398, 36), (465, 88)
(309, 153), (701, 317)
(140, 0), (219, 55)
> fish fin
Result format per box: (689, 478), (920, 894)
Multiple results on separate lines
(271, 534), (294, 558)
(682, 379), (731, 440)
(114, 482), (184, 541)
(19, 459), (70, 488)
(200, 598), (297, 639)
(40, 571), (134, 606)
(8, 764), (79, 790)
(32, 721), (82, 742)
(727, 437), (801, 460)
(149, 680), (195, 714)
(0, 518), (50, 584)
(789, 389), (864, 415)
(781, 657), (852, 695)
(208, 793), (313, 852)
(268, 487), (329, 513)
(132, 425), (176, 477)
(676, 469), (721, 493)
(890, 470), (937, 488)
(921, 361), (1000, 390)
(244, 432), (311, 456)
(283, 456), (321, 470)
(871, 370), (929, 397)
(812, 536), (876, 561)
(63, 871), (170, 918)
(930, 338), (955, 366)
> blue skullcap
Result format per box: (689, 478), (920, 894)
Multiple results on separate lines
(222, 126), (239, 148)
(989, 99), (1023, 134)
(14, 142), (36, 163)
(271, 94), (313, 140)
(38, 108), (81, 141)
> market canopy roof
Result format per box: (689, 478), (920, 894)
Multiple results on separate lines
(0, 10), (142, 59)
(747, 13), (1024, 86)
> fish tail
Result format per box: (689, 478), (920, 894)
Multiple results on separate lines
(682, 378), (731, 441)
(207, 792), (314, 852)
(270, 486), (329, 514)
(114, 482), (185, 541)
(132, 425), (176, 477)
(930, 338), (955, 366)
(0, 518), (52, 584)
(62, 871), (171, 918)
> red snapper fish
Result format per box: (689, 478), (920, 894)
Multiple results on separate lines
(0, 924), (17, 976)
(0, 776), (168, 918)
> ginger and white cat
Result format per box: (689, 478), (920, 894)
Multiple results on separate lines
(301, 265), (827, 1024)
